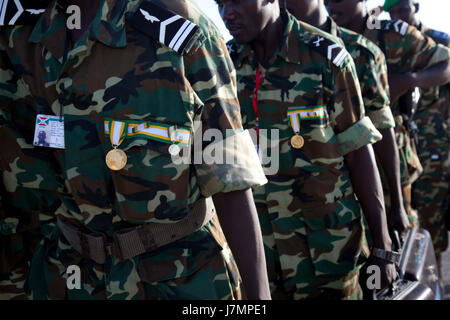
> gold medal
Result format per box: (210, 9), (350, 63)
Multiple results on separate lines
(290, 134), (304, 149)
(106, 148), (127, 171)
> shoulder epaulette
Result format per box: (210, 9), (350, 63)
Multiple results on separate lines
(127, 1), (202, 55)
(305, 34), (350, 68)
(383, 20), (409, 36)
(0, 0), (48, 26)
(226, 40), (239, 62)
(346, 31), (383, 60)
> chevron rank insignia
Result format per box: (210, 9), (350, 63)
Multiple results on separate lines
(127, 1), (201, 55)
(307, 35), (349, 68)
(384, 20), (409, 36)
(0, 0), (49, 26)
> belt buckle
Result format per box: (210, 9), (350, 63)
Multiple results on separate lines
(98, 233), (122, 262)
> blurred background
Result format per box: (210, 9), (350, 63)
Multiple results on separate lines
(193, 0), (450, 42)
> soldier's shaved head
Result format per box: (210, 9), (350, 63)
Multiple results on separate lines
(387, 0), (420, 26)
(217, 0), (281, 45)
(325, 0), (367, 31)
(285, 0), (329, 31)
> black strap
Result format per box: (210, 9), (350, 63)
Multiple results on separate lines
(377, 28), (387, 56)
(306, 34), (348, 68)
(127, 1), (201, 55)
(0, 0), (50, 26)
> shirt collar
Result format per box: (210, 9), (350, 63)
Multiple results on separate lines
(28, 0), (132, 59)
(328, 16), (339, 38)
(417, 22), (425, 32)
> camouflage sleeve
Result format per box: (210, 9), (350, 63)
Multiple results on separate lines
(328, 55), (382, 156)
(388, 24), (450, 73)
(0, 37), (64, 194)
(362, 51), (395, 130)
(184, 34), (267, 197)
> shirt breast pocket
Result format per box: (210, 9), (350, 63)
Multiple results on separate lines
(101, 119), (193, 224)
(287, 105), (340, 166)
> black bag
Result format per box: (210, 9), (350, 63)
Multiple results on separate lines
(376, 228), (442, 300)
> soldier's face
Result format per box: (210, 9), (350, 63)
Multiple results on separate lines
(325, 0), (364, 27)
(285, 0), (319, 21)
(388, 0), (417, 25)
(217, 0), (274, 44)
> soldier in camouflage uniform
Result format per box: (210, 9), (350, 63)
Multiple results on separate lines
(218, 0), (397, 299)
(0, 0), (271, 300)
(286, 0), (410, 250)
(386, 0), (450, 269)
(326, 0), (450, 229)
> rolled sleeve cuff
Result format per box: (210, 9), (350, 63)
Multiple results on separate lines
(195, 130), (268, 197)
(367, 106), (396, 130)
(337, 116), (382, 156)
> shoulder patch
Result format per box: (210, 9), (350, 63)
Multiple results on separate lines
(226, 41), (239, 61)
(383, 20), (409, 36)
(0, 0), (47, 26)
(306, 35), (349, 68)
(127, 1), (202, 55)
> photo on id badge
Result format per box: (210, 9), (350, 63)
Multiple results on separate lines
(33, 114), (65, 149)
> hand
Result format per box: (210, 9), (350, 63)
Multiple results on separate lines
(388, 73), (415, 102)
(388, 205), (410, 235)
(360, 255), (397, 293)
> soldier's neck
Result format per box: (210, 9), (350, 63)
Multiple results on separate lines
(344, 13), (367, 35)
(251, 14), (284, 68)
(297, 6), (328, 32)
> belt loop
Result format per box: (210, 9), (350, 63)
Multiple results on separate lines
(112, 233), (124, 261)
(78, 231), (91, 259)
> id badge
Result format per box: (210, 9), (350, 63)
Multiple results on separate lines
(33, 115), (65, 149)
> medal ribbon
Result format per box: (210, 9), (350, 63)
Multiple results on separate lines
(105, 120), (191, 147)
(287, 105), (327, 134)
(109, 120), (128, 148)
(252, 65), (266, 146)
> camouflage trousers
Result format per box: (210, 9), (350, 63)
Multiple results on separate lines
(27, 215), (243, 300)
(380, 116), (423, 227)
(412, 154), (449, 257)
(256, 196), (366, 300)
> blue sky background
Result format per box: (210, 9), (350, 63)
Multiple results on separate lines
(193, 0), (450, 42)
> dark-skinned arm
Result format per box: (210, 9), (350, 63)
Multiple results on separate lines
(372, 127), (410, 233)
(389, 60), (450, 102)
(213, 188), (271, 300)
(344, 145), (396, 290)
